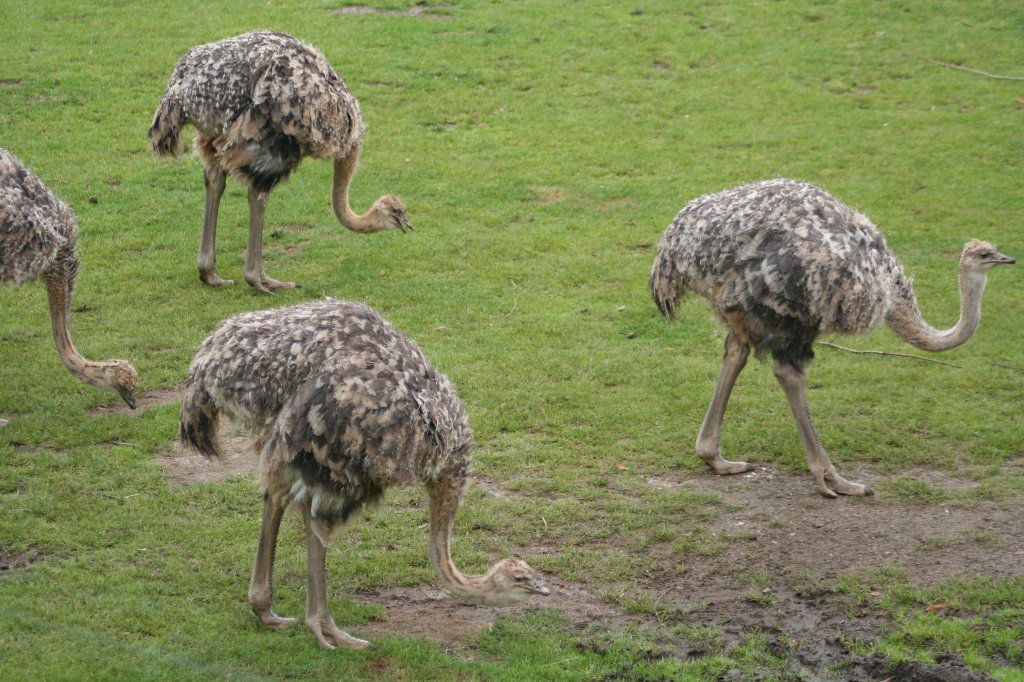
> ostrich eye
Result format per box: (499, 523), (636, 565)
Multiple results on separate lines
(980, 252), (992, 258)
(513, 575), (525, 582)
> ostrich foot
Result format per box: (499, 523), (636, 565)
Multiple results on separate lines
(814, 470), (874, 498)
(199, 270), (235, 287)
(245, 271), (299, 295)
(306, 617), (373, 650)
(253, 608), (298, 629)
(699, 451), (755, 475)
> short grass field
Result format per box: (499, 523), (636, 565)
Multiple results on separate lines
(1, 1), (1022, 680)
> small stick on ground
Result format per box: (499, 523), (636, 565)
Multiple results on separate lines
(913, 53), (1024, 81)
(990, 361), (1024, 373)
(502, 298), (518, 319)
(816, 341), (961, 368)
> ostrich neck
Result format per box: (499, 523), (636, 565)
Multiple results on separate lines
(44, 267), (107, 387)
(331, 148), (383, 234)
(426, 478), (502, 605)
(886, 267), (987, 352)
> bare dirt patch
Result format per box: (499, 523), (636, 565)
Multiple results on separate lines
(91, 387), (181, 417)
(613, 465), (1019, 679)
(328, 3), (452, 19)
(267, 239), (310, 256)
(11, 444), (64, 458)
(0, 550), (43, 577)
(672, 464), (1024, 587)
(529, 186), (566, 204)
(155, 434), (256, 485)
(352, 465), (1019, 679)
(355, 584), (545, 657)
(474, 476), (510, 499)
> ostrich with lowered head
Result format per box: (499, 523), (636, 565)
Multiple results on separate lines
(0, 149), (138, 417)
(150, 30), (411, 294)
(180, 300), (549, 649)
(650, 178), (1014, 497)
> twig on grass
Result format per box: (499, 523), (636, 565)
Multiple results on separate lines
(913, 53), (1024, 81)
(990, 361), (1024, 373)
(76, 490), (119, 500)
(502, 298), (518, 319)
(816, 341), (961, 368)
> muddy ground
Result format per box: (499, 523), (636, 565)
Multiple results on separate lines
(121, 389), (1022, 680)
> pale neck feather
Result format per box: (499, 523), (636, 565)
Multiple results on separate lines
(331, 151), (386, 234)
(426, 480), (512, 606)
(45, 269), (121, 390)
(886, 266), (986, 352)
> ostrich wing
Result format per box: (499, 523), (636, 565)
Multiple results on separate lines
(266, 371), (425, 521)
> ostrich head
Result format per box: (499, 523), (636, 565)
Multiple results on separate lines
(460, 558), (550, 607)
(961, 240), (1015, 273)
(91, 360), (139, 409)
(368, 195), (412, 233)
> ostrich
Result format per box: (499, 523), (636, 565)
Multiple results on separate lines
(180, 299), (549, 649)
(650, 179), (1015, 497)
(149, 30), (411, 294)
(0, 149), (138, 415)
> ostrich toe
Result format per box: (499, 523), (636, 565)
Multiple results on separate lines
(254, 609), (298, 629)
(701, 452), (755, 476)
(244, 271), (298, 294)
(307, 617), (372, 650)
(817, 471), (873, 498)
(199, 270), (236, 287)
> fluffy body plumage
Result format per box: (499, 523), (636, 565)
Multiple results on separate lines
(150, 30), (410, 293)
(651, 179), (912, 366)
(651, 179), (1014, 496)
(150, 30), (363, 189)
(0, 149), (137, 412)
(180, 300), (547, 649)
(0, 149), (78, 287)
(182, 300), (470, 520)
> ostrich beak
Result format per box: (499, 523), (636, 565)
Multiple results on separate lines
(994, 251), (1016, 266)
(525, 580), (551, 597)
(399, 215), (413, 233)
(119, 389), (138, 410)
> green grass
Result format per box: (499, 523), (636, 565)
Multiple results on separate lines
(2, 1), (1023, 680)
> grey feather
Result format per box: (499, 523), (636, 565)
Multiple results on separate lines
(150, 30), (364, 190)
(180, 300), (471, 523)
(651, 178), (910, 365)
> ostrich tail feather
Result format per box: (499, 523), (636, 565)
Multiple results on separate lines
(149, 98), (185, 157)
(649, 249), (682, 321)
(179, 382), (220, 459)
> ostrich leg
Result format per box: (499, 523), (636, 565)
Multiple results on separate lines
(248, 494), (297, 629)
(772, 360), (872, 498)
(301, 503), (371, 650)
(243, 188), (298, 294)
(695, 333), (755, 475)
(198, 166), (234, 287)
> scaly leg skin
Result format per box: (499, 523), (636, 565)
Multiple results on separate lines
(197, 166), (235, 287)
(695, 333), (756, 475)
(243, 188), (299, 294)
(248, 494), (298, 629)
(772, 360), (873, 498)
(302, 504), (372, 650)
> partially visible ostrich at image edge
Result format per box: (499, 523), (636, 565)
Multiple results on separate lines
(650, 178), (1015, 497)
(149, 30), (411, 295)
(180, 300), (549, 649)
(0, 149), (138, 423)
